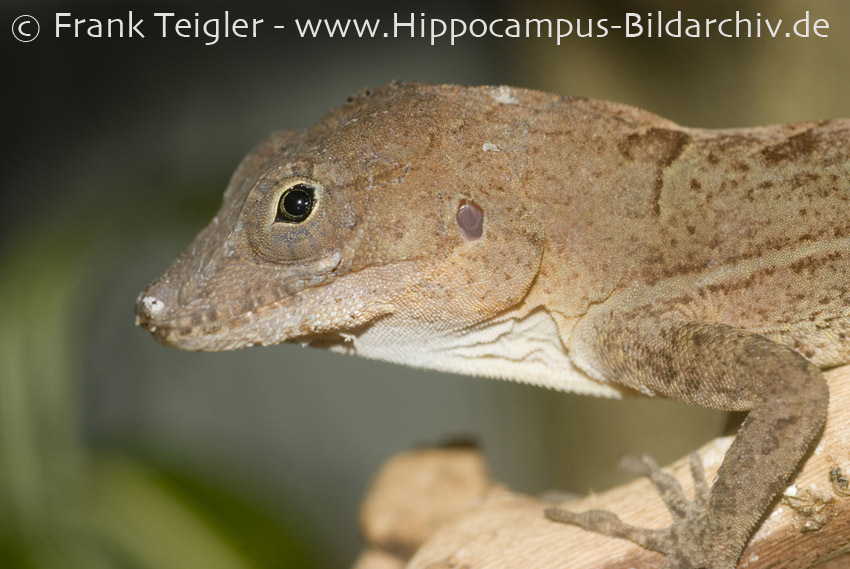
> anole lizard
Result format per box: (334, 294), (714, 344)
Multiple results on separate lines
(136, 83), (849, 569)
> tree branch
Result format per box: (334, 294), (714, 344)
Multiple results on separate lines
(354, 365), (850, 569)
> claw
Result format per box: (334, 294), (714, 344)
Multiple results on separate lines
(620, 454), (691, 518)
(689, 452), (711, 505)
(547, 452), (718, 566)
(545, 507), (668, 552)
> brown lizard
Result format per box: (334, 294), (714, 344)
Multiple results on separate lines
(135, 82), (850, 569)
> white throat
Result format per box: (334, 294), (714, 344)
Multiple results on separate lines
(320, 307), (624, 398)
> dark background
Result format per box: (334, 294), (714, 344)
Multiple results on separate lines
(2, 1), (848, 567)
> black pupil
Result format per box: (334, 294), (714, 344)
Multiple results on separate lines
(278, 185), (314, 222)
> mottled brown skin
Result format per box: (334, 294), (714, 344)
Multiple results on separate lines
(136, 83), (850, 569)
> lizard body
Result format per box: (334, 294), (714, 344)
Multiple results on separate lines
(136, 83), (850, 568)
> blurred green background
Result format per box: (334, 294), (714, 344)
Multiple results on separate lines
(2, 0), (848, 567)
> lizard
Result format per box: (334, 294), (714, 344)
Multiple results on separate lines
(135, 82), (850, 569)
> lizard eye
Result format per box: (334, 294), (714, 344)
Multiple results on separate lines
(276, 183), (315, 223)
(246, 175), (341, 264)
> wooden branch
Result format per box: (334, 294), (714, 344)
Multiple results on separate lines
(354, 365), (850, 569)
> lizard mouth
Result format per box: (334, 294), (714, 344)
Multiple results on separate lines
(135, 291), (385, 352)
(134, 259), (399, 352)
(135, 286), (304, 352)
(134, 239), (351, 351)
(134, 292), (241, 351)
(135, 302), (290, 352)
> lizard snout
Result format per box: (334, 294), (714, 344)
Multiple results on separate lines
(134, 282), (178, 331)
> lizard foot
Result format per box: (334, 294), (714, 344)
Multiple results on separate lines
(545, 452), (737, 569)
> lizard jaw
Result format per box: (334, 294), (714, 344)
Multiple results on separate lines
(134, 286), (325, 352)
(134, 259), (406, 352)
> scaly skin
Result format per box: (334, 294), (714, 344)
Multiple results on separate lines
(136, 83), (850, 568)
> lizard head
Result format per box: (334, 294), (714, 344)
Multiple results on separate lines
(136, 83), (545, 352)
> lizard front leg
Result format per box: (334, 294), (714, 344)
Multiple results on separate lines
(552, 312), (829, 569)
